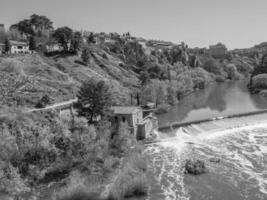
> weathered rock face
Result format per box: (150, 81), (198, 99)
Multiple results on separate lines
(184, 159), (206, 175)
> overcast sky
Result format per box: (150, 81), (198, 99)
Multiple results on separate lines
(1, 0), (267, 49)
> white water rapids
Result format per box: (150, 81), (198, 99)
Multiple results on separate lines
(145, 113), (267, 200)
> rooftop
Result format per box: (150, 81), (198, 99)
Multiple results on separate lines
(111, 106), (142, 114)
(10, 40), (28, 46)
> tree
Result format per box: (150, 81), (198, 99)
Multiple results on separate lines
(70, 31), (83, 53)
(87, 32), (96, 44)
(81, 47), (91, 64)
(74, 79), (112, 124)
(11, 19), (35, 36)
(29, 36), (36, 50)
(4, 38), (10, 53)
(139, 70), (150, 86)
(53, 26), (73, 52)
(30, 14), (53, 35)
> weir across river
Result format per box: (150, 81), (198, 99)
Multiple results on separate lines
(158, 109), (267, 131)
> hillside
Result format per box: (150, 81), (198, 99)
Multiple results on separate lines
(0, 38), (258, 109)
(0, 46), (139, 107)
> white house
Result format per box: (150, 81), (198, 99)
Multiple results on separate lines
(10, 40), (30, 54)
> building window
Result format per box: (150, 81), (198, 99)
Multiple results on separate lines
(122, 116), (126, 122)
(18, 46), (23, 49)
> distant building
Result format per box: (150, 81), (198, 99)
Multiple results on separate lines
(209, 43), (227, 57)
(43, 42), (62, 53)
(111, 106), (143, 135)
(10, 40), (30, 54)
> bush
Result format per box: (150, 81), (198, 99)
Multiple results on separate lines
(103, 156), (121, 173)
(155, 103), (170, 114)
(108, 150), (148, 200)
(224, 64), (241, 80)
(252, 74), (267, 90)
(53, 170), (103, 200)
(184, 159), (206, 175)
(53, 183), (102, 200)
(108, 166), (148, 200)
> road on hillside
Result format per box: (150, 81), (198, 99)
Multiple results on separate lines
(27, 98), (77, 113)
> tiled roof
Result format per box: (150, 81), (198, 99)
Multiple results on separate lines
(10, 40), (28, 46)
(111, 106), (141, 114)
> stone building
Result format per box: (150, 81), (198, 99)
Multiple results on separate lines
(111, 106), (143, 136)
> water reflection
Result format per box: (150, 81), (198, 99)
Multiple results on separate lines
(158, 81), (267, 127)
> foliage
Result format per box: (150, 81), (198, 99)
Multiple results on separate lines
(0, 72), (30, 106)
(87, 32), (96, 44)
(252, 74), (267, 90)
(10, 14), (53, 37)
(184, 159), (206, 175)
(4, 38), (10, 53)
(141, 79), (166, 106)
(201, 58), (222, 75)
(111, 122), (135, 155)
(154, 103), (170, 114)
(53, 27), (73, 51)
(166, 86), (178, 105)
(29, 36), (36, 50)
(75, 79), (112, 124)
(53, 170), (102, 200)
(81, 47), (91, 64)
(108, 153), (148, 200)
(224, 63), (241, 80)
(70, 31), (83, 53)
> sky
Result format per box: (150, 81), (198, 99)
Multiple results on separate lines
(0, 0), (267, 49)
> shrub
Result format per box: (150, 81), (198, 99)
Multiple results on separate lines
(224, 64), (241, 80)
(252, 74), (267, 90)
(53, 170), (103, 200)
(0, 163), (29, 197)
(103, 156), (120, 173)
(108, 166), (148, 200)
(201, 59), (221, 75)
(81, 47), (91, 65)
(184, 159), (206, 175)
(155, 103), (170, 114)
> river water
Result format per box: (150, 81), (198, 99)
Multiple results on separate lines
(145, 81), (267, 200)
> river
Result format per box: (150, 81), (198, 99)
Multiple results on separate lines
(145, 81), (267, 200)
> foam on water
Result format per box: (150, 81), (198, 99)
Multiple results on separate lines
(145, 114), (267, 200)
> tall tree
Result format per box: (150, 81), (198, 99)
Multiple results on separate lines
(70, 31), (83, 53)
(74, 79), (112, 124)
(87, 32), (96, 44)
(4, 38), (10, 53)
(30, 14), (53, 35)
(81, 47), (91, 65)
(53, 26), (73, 52)
(29, 36), (36, 50)
(11, 19), (35, 36)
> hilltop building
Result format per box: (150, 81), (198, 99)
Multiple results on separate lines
(9, 40), (30, 54)
(209, 43), (228, 57)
